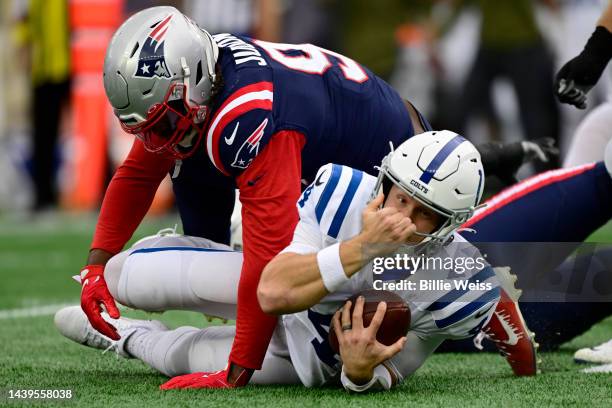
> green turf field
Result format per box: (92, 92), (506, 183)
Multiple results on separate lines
(1, 214), (611, 407)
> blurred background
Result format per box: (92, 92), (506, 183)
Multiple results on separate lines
(0, 0), (610, 219)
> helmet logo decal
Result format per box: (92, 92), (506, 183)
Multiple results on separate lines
(410, 179), (429, 194)
(419, 135), (466, 183)
(134, 14), (173, 79)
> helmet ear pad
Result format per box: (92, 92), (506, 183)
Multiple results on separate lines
(382, 177), (393, 203)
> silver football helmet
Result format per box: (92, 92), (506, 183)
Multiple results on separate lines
(103, 6), (219, 158)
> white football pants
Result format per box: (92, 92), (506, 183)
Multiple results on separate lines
(104, 233), (300, 384)
(564, 101), (612, 167)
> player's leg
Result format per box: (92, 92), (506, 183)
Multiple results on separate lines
(462, 161), (612, 273)
(105, 233), (243, 319)
(505, 44), (560, 170)
(151, 326), (301, 384)
(446, 162), (612, 359)
(489, 247), (612, 351)
(563, 101), (612, 168)
(453, 48), (496, 136)
(55, 306), (300, 384)
(131, 325), (300, 383)
(438, 247), (612, 353)
(447, 161), (612, 369)
(520, 245), (612, 352)
(136, 324), (300, 384)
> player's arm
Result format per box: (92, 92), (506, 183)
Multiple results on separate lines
(477, 138), (558, 185)
(258, 192), (416, 315)
(81, 139), (173, 339)
(228, 130), (306, 373)
(599, 1), (612, 33)
(555, 0), (612, 108)
(90, 139), (174, 257)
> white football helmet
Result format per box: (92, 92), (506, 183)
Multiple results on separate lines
(103, 6), (219, 159)
(373, 130), (485, 245)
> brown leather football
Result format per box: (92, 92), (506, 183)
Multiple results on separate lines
(328, 289), (411, 353)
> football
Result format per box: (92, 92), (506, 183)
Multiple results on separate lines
(328, 289), (411, 353)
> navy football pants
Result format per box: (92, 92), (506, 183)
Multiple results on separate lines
(440, 162), (612, 351)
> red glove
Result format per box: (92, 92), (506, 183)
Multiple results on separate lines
(79, 265), (121, 340)
(160, 366), (249, 390)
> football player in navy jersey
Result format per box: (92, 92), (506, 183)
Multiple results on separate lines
(79, 6), (551, 388)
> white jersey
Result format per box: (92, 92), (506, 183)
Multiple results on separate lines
(280, 163), (500, 387)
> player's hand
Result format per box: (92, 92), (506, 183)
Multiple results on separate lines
(333, 296), (406, 384)
(79, 265), (121, 340)
(521, 138), (559, 164)
(160, 363), (251, 389)
(160, 370), (233, 390)
(359, 192), (417, 257)
(555, 76), (589, 110)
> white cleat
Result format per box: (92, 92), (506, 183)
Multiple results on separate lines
(574, 339), (612, 365)
(54, 306), (167, 357)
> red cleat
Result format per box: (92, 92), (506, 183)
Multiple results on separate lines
(476, 268), (539, 376)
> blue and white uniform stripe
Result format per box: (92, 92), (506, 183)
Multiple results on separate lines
(307, 164), (372, 240)
(424, 266), (500, 330)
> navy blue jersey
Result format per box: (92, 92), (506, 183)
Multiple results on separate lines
(205, 34), (418, 181)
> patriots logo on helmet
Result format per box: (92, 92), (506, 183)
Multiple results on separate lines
(134, 15), (173, 79)
(231, 119), (268, 169)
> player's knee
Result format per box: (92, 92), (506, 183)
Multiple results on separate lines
(104, 251), (129, 299)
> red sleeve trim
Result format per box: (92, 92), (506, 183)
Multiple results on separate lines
(228, 130), (306, 368)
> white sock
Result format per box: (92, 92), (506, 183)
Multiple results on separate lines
(123, 326), (232, 377)
(123, 325), (302, 384)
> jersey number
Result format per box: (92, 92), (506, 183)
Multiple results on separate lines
(298, 184), (314, 208)
(307, 309), (339, 368)
(254, 40), (368, 83)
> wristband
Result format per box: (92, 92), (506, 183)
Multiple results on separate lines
(73, 264), (104, 284)
(316, 243), (349, 292)
(340, 364), (392, 392)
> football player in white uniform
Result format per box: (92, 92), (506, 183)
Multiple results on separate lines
(55, 131), (520, 391)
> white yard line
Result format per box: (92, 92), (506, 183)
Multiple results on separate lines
(0, 303), (77, 319)
(0, 302), (129, 320)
